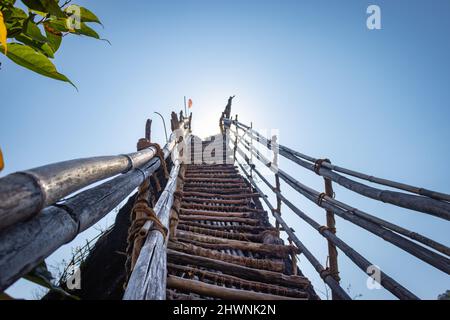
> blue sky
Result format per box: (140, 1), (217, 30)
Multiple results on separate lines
(1, 0), (449, 299)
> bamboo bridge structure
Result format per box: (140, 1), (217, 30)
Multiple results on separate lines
(0, 98), (449, 300)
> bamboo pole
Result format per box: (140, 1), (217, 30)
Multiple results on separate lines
(180, 210), (252, 218)
(175, 224), (264, 242)
(234, 121), (450, 218)
(0, 119), (188, 232)
(176, 230), (299, 258)
(182, 197), (249, 205)
(242, 159), (420, 300)
(236, 161), (351, 300)
(233, 120), (450, 202)
(324, 170), (341, 299)
(180, 191), (260, 199)
(123, 160), (181, 300)
(168, 241), (285, 272)
(179, 215), (260, 225)
(0, 157), (163, 292)
(236, 142), (450, 272)
(168, 263), (309, 298)
(167, 249), (310, 288)
(178, 221), (274, 233)
(167, 275), (305, 300)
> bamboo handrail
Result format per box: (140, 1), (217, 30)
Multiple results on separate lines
(235, 142), (450, 274)
(235, 139), (450, 256)
(0, 118), (189, 293)
(230, 125), (450, 221)
(0, 156), (163, 292)
(123, 160), (182, 300)
(231, 120), (450, 204)
(123, 130), (188, 300)
(236, 161), (351, 300)
(237, 155), (419, 300)
(0, 119), (189, 232)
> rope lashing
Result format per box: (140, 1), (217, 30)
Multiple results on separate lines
(132, 201), (168, 240)
(314, 158), (331, 175)
(124, 173), (168, 287)
(319, 225), (336, 234)
(317, 192), (327, 206)
(173, 191), (184, 201)
(148, 142), (169, 179)
(319, 267), (332, 280)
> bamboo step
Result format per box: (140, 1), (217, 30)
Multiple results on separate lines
(166, 163), (316, 300)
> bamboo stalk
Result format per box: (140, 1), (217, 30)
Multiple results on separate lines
(184, 178), (244, 183)
(237, 162), (352, 299)
(168, 241), (284, 272)
(182, 187), (252, 195)
(182, 197), (249, 205)
(181, 203), (263, 213)
(167, 276), (305, 300)
(236, 121), (450, 214)
(180, 209), (251, 218)
(178, 221), (273, 233)
(244, 161), (420, 300)
(167, 249), (309, 288)
(176, 230), (298, 258)
(0, 157), (164, 292)
(180, 191), (260, 199)
(123, 155), (183, 300)
(175, 224), (264, 242)
(0, 120), (189, 232)
(168, 263), (309, 298)
(179, 215), (260, 225)
(237, 143), (450, 272)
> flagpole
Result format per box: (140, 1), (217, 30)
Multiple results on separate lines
(184, 96), (187, 116)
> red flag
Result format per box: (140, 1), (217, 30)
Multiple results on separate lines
(188, 98), (193, 109)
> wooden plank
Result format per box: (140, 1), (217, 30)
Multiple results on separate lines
(168, 241), (284, 272)
(167, 276), (305, 300)
(168, 263), (309, 298)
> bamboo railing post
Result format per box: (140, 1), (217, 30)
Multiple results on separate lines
(272, 135), (282, 231)
(145, 119), (152, 141)
(233, 115), (239, 163)
(320, 159), (341, 299)
(250, 122), (254, 178)
(288, 237), (298, 275)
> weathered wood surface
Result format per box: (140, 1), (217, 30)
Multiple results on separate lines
(123, 162), (182, 300)
(168, 263), (309, 298)
(176, 224), (264, 242)
(167, 276), (305, 300)
(237, 143), (450, 274)
(233, 120), (450, 202)
(176, 230), (298, 258)
(0, 119), (189, 232)
(236, 162), (351, 300)
(169, 241), (284, 272)
(167, 249), (309, 288)
(241, 162), (420, 300)
(235, 125), (450, 220)
(0, 159), (164, 292)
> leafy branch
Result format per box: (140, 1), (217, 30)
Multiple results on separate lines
(0, 0), (106, 88)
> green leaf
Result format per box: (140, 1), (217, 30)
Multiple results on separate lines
(44, 24), (62, 52)
(23, 19), (48, 43)
(73, 22), (99, 39)
(45, 18), (69, 33)
(65, 5), (102, 25)
(15, 33), (54, 58)
(5, 7), (27, 20)
(0, 43), (76, 88)
(21, 0), (65, 18)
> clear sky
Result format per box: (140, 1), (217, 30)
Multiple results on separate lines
(1, 0), (449, 300)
